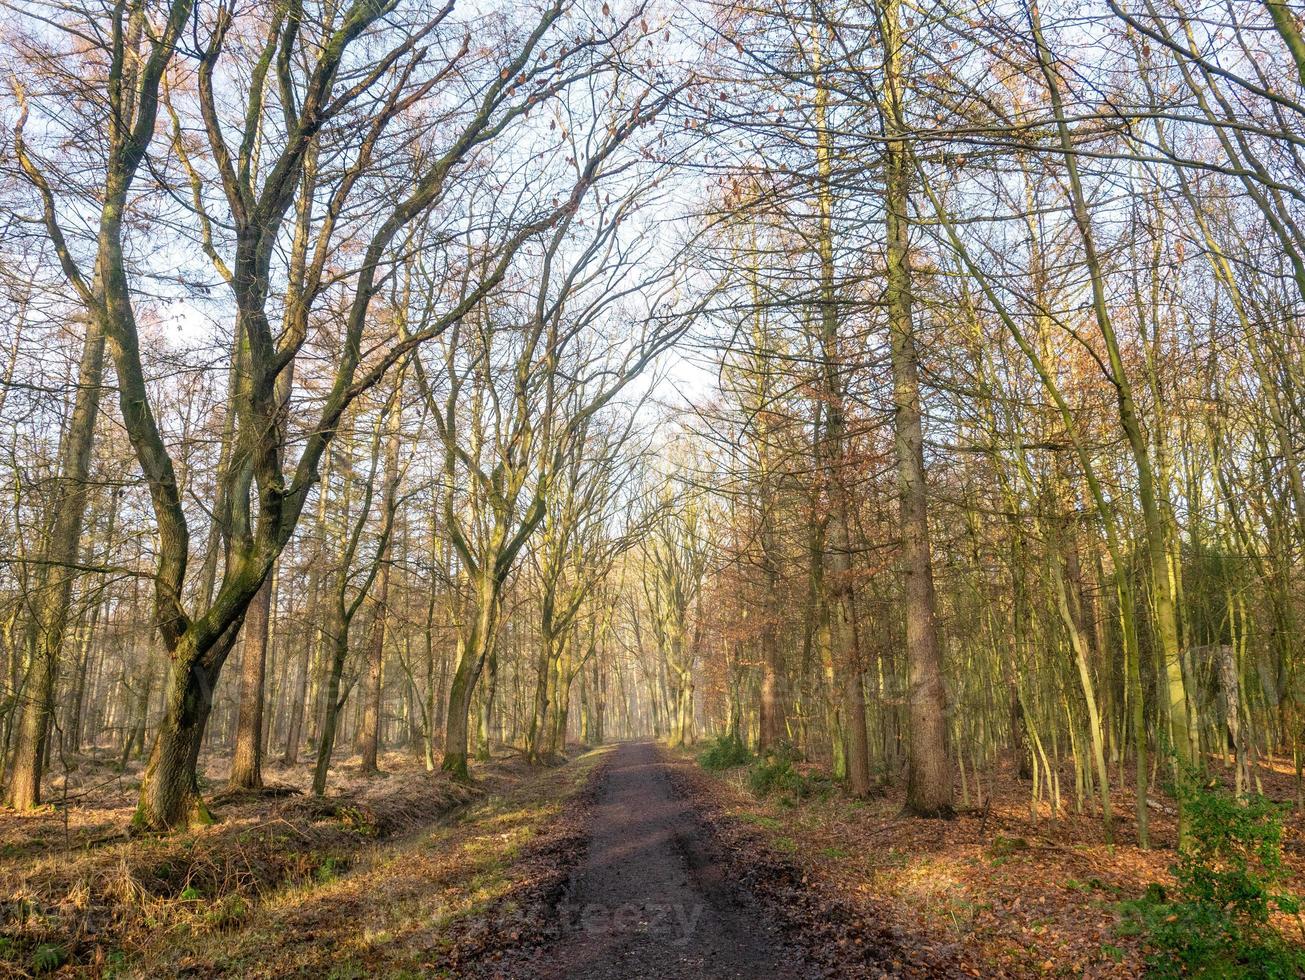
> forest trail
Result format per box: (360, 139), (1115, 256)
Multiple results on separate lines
(536, 741), (808, 979)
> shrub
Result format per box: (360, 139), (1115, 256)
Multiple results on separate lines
(698, 734), (752, 771)
(1117, 778), (1304, 978)
(747, 750), (832, 801)
(748, 755), (802, 797)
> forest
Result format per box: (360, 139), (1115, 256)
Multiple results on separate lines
(1, 0), (1304, 976)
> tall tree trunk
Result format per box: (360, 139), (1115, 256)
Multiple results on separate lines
(475, 646), (498, 762)
(527, 612), (557, 763)
(359, 398), (402, 775)
(6, 312), (106, 809)
(593, 656), (606, 744)
(881, 0), (953, 816)
(229, 571), (275, 789)
(282, 621), (313, 767)
(442, 578), (499, 780)
(66, 486), (119, 755)
(810, 35), (872, 794)
(423, 600), (440, 771)
(358, 576), (389, 775)
(313, 632), (350, 796)
(134, 626), (240, 828)
(757, 616), (785, 753)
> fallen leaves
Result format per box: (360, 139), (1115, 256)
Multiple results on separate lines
(681, 754), (1305, 978)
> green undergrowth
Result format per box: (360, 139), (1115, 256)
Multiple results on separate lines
(1116, 776), (1304, 978)
(696, 735), (835, 803)
(746, 747), (832, 803)
(697, 734), (752, 771)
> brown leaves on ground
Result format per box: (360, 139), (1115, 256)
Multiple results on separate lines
(666, 756), (961, 978)
(680, 753), (1305, 978)
(0, 749), (569, 977)
(10, 746), (1302, 978)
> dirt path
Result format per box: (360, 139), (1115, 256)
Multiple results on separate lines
(536, 740), (811, 979)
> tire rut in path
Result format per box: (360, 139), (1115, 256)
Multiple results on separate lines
(537, 740), (811, 979)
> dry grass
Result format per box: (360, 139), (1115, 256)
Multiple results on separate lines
(131, 745), (608, 979)
(0, 747), (569, 978)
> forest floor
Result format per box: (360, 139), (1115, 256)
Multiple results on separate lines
(681, 747), (1305, 977)
(5, 743), (1304, 977)
(1, 741), (960, 979)
(0, 746), (602, 978)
